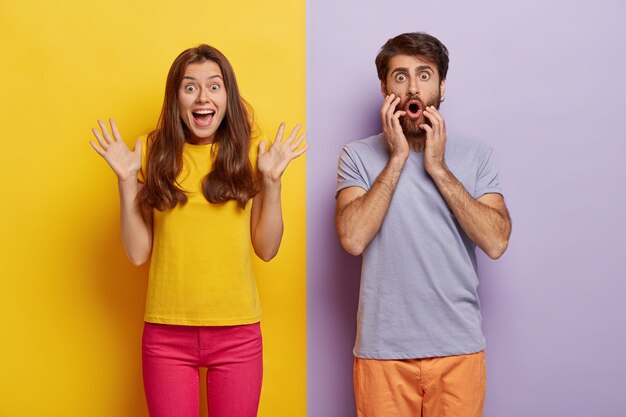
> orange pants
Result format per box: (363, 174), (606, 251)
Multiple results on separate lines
(353, 351), (486, 417)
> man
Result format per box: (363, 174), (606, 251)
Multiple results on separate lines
(335, 32), (512, 417)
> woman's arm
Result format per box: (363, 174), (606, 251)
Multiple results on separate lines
(90, 118), (153, 265)
(250, 123), (307, 261)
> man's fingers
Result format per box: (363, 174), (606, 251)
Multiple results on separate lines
(424, 107), (444, 126)
(387, 97), (401, 119)
(419, 124), (433, 135)
(380, 94), (395, 119)
(382, 95), (401, 133)
(380, 101), (387, 118)
(390, 113), (404, 133)
(392, 110), (406, 121)
(423, 106), (446, 138)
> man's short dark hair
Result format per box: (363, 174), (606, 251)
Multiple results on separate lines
(375, 32), (449, 82)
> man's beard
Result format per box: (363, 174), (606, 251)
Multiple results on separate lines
(399, 90), (442, 137)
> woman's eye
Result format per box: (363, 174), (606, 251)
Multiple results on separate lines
(420, 73), (430, 81)
(210, 84), (220, 91)
(185, 85), (196, 92)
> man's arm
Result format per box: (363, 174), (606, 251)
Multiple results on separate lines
(430, 169), (511, 258)
(336, 155), (406, 256)
(421, 106), (512, 259)
(335, 93), (409, 256)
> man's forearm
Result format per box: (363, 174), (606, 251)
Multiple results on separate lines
(428, 166), (511, 259)
(336, 156), (406, 256)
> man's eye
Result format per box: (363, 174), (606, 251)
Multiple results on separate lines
(420, 73), (430, 81)
(395, 74), (406, 82)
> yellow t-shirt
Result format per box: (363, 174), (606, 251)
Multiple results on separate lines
(138, 133), (262, 326)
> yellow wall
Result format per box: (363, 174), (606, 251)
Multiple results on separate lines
(0, 1), (306, 416)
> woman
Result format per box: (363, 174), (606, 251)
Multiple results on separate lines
(90, 44), (306, 417)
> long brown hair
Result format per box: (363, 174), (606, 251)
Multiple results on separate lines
(138, 44), (257, 210)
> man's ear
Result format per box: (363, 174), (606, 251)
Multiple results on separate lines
(380, 81), (387, 98)
(440, 79), (446, 98)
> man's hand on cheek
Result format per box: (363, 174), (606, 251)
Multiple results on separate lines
(381, 94), (409, 160)
(421, 106), (447, 175)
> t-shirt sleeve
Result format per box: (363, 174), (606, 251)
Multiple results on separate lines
(336, 146), (368, 198)
(475, 146), (503, 198)
(136, 134), (149, 184)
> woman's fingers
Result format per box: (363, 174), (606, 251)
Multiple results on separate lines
(285, 123), (303, 145)
(97, 119), (114, 144)
(291, 143), (308, 158)
(289, 133), (306, 151)
(89, 140), (105, 156)
(133, 139), (143, 158)
(274, 122), (286, 143)
(91, 127), (109, 150)
(265, 123), (306, 166)
(110, 118), (123, 142)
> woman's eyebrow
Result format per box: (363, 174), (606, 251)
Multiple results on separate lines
(181, 74), (223, 81)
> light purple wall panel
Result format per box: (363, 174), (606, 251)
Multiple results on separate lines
(307, 1), (626, 416)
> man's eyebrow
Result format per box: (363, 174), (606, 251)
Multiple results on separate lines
(414, 65), (434, 72)
(390, 65), (434, 74)
(390, 67), (409, 74)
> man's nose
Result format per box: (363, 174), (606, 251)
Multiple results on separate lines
(408, 77), (419, 95)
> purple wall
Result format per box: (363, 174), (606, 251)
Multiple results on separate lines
(306, 1), (626, 416)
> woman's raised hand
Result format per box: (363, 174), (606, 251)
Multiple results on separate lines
(90, 118), (142, 182)
(257, 123), (307, 183)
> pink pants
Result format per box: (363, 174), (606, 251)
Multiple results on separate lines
(142, 322), (263, 417)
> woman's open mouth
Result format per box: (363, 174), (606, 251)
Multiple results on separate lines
(405, 100), (423, 119)
(192, 109), (215, 127)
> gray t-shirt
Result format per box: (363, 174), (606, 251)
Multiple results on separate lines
(337, 133), (502, 359)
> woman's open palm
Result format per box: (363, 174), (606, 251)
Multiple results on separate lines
(257, 123), (307, 182)
(90, 118), (141, 181)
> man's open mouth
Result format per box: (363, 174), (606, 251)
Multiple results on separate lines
(405, 100), (423, 119)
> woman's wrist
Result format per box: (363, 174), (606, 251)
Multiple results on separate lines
(117, 169), (140, 184)
(117, 174), (139, 190)
(260, 174), (282, 189)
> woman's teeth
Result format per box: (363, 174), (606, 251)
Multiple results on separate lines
(192, 110), (214, 127)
